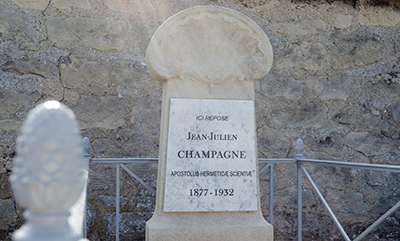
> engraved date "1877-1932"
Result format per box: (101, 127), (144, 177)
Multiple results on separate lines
(189, 188), (234, 197)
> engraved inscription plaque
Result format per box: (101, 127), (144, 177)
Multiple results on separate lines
(164, 98), (258, 212)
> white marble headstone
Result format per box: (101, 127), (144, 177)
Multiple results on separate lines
(164, 99), (257, 212)
(145, 6), (274, 241)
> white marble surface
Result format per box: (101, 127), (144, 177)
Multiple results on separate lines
(164, 99), (257, 212)
(146, 6), (273, 84)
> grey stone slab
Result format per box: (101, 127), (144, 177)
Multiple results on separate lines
(10, 0), (49, 10)
(0, 120), (23, 133)
(368, 74), (400, 99)
(59, 56), (110, 89)
(72, 95), (127, 129)
(99, 195), (136, 211)
(304, 158), (351, 190)
(0, 198), (17, 230)
(0, 91), (42, 117)
(358, 3), (400, 27)
(255, 74), (303, 98)
(274, 186), (316, 208)
(129, 98), (161, 137)
(333, 104), (381, 126)
(46, 17), (128, 51)
(106, 212), (151, 240)
(332, 14), (353, 29)
(305, 75), (362, 100)
(270, 101), (329, 128)
(304, 133), (345, 151)
(53, 0), (90, 9)
(331, 32), (384, 69)
(111, 60), (161, 91)
(276, 41), (327, 72)
(257, 126), (291, 156)
(0, 10), (26, 40)
(0, 174), (12, 199)
(104, 0), (171, 25)
(346, 132), (400, 156)
(1, 59), (58, 79)
(391, 101), (400, 125)
(325, 188), (369, 215)
(269, 19), (327, 36)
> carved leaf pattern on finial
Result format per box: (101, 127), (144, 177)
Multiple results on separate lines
(82, 136), (91, 153)
(11, 101), (85, 213)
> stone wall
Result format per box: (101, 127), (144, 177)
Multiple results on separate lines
(0, 0), (399, 240)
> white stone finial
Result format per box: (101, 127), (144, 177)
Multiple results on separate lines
(295, 139), (305, 160)
(82, 137), (91, 158)
(146, 6), (273, 85)
(11, 101), (86, 241)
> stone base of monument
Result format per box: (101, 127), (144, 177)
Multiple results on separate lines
(146, 213), (272, 240)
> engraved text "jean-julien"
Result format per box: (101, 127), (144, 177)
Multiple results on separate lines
(185, 132), (237, 141)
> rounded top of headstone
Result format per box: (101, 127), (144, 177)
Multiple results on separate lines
(146, 6), (273, 85)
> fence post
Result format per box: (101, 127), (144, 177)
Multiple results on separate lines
(295, 139), (305, 241)
(10, 101), (87, 241)
(81, 137), (91, 238)
(269, 163), (274, 225)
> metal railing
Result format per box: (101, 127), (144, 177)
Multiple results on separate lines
(84, 139), (400, 241)
(89, 158), (158, 241)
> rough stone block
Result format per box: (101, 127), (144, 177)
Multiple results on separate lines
(107, 212), (153, 240)
(331, 32), (383, 69)
(0, 10), (26, 40)
(301, 213), (334, 240)
(305, 159), (351, 190)
(59, 56), (110, 89)
(276, 41), (327, 72)
(129, 98), (161, 137)
(346, 132), (400, 157)
(111, 60), (161, 92)
(53, 0), (90, 9)
(333, 105), (381, 126)
(104, 0), (171, 24)
(257, 127), (291, 157)
(369, 74), (400, 99)
(250, 0), (279, 14)
(0, 120), (23, 133)
(1, 59), (58, 79)
(0, 174), (12, 199)
(358, 4), (400, 27)
(10, 0), (49, 11)
(255, 74), (303, 98)
(273, 186), (316, 209)
(325, 189), (369, 215)
(269, 19), (327, 36)
(332, 14), (353, 29)
(0, 199), (17, 230)
(0, 91), (42, 117)
(391, 101), (400, 125)
(72, 95), (127, 129)
(304, 133), (345, 152)
(46, 17), (128, 51)
(270, 101), (329, 128)
(305, 75), (361, 100)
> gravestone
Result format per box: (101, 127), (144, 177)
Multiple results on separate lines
(145, 6), (273, 241)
